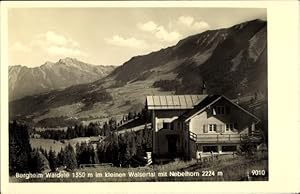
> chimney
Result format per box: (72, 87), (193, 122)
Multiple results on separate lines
(202, 81), (207, 94)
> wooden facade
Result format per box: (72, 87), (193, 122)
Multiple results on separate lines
(146, 95), (260, 160)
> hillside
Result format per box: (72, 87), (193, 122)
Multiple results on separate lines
(110, 19), (267, 96)
(9, 58), (115, 100)
(10, 19), (267, 126)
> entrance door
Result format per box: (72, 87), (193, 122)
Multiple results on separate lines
(168, 138), (177, 154)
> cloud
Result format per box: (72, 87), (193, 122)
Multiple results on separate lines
(10, 31), (86, 60)
(105, 35), (147, 49)
(30, 31), (86, 57)
(10, 42), (31, 53)
(44, 31), (68, 46)
(109, 17), (210, 51)
(137, 21), (157, 32)
(178, 16), (195, 26)
(138, 21), (181, 43)
(192, 21), (210, 31)
(178, 16), (210, 32)
(40, 31), (80, 48)
(155, 26), (181, 43)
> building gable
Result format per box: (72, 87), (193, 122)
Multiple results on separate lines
(178, 95), (260, 123)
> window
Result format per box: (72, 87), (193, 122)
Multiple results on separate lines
(208, 124), (217, 132)
(203, 146), (218, 152)
(216, 106), (225, 114)
(163, 122), (170, 129)
(212, 106), (231, 115)
(222, 145), (237, 152)
(226, 123), (234, 131)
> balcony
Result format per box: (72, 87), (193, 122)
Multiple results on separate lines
(190, 132), (245, 143)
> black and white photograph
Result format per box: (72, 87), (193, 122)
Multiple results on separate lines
(6, 6), (270, 183)
(2, 0), (300, 192)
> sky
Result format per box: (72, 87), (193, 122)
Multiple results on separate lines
(8, 8), (266, 67)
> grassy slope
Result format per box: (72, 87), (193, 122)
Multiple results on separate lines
(30, 137), (90, 153)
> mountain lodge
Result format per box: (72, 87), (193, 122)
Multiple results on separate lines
(146, 94), (260, 160)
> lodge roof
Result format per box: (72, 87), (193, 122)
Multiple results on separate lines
(146, 95), (207, 110)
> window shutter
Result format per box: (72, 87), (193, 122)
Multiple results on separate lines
(203, 124), (208, 133)
(212, 107), (216, 115)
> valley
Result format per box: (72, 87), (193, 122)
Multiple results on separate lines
(9, 19), (267, 127)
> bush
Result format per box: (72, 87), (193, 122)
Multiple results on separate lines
(238, 137), (258, 157)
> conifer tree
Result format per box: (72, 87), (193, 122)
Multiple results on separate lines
(88, 143), (99, 164)
(57, 147), (65, 167)
(9, 121), (32, 175)
(29, 149), (50, 173)
(63, 144), (77, 170)
(48, 149), (57, 172)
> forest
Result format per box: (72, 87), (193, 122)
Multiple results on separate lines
(9, 108), (152, 175)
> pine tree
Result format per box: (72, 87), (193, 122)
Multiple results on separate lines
(48, 149), (57, 172)
(128, 132), (137, 158)
(88, 143), (98, 164)
(29, 149), (50, 173)
(57, 147), (65, 167)
(96, 143), (105, 163)
(75, 142), (81, 166)
(9, 121), (32, 175)
(78, 142), (89, 165)
(63, 144), (77, 170)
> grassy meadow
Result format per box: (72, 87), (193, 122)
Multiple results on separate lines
(30, 137), (90, 152)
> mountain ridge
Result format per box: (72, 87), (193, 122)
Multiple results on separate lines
(10, 19), (267, 126)
(9, 58), (115, 100)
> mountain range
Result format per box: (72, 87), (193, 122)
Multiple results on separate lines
(9, 19), (267, 127)
(9, 58), (115, 100)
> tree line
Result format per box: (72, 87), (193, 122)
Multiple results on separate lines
(36, 121), (111, 140)
(35, 108), (150, 140)
(9, 120), (152, 175)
